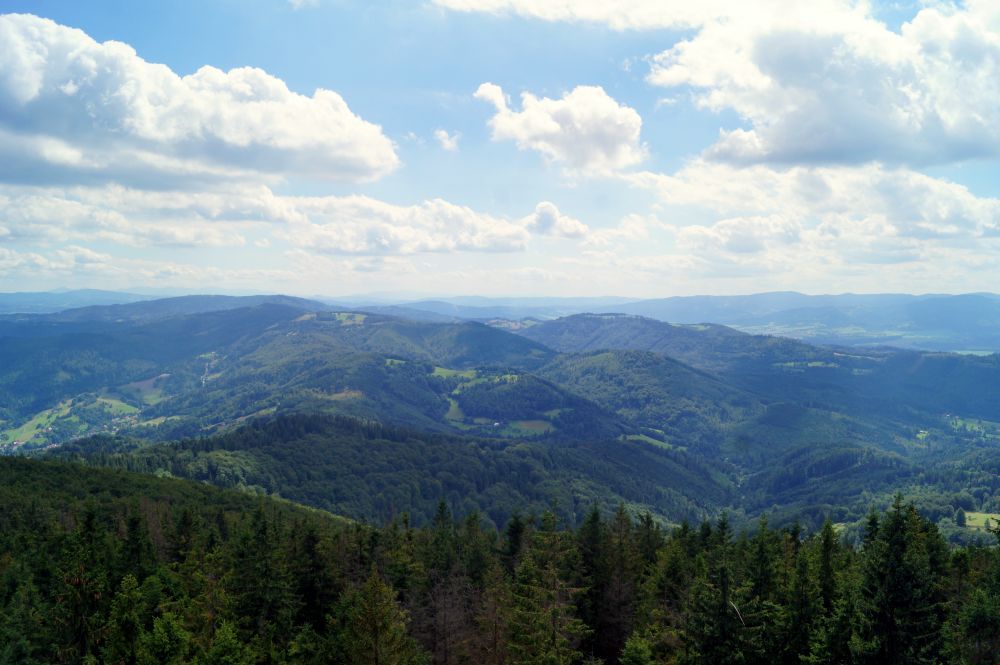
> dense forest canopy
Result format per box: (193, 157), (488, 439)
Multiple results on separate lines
(3, 457), (1000, 664)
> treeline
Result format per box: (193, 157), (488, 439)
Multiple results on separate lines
(3, 457), (1000, 664)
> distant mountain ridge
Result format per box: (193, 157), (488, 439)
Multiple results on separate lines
(0, 293), (330, 324)
(0, 288), (150, 314)
(10, 289), (1000, 350)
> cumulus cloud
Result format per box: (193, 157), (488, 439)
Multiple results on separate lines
(676, 215), (801, 255)
(282, 195), (531, 254)
(647, 2), (1000, 166)
(630, 161), (1000, 239)
(0, 185), (260, 248)
(475, 82), (645, 174)
(445, 1), (1000, 167)
(584, 213), (667, 247)
(0, 14), (399, 186)
(0, 183), (544, 256)
(626, 160), (1000, 273)
(434, 129), (461, 152)
(283, 196), (528, 254)
(521, 202), (589, 238)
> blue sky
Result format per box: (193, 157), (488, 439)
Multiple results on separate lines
(0, 0), (998, 297)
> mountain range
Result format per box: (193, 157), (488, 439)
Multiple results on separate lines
(1, 293), (997, 540)
(9, 288), (1000, 351)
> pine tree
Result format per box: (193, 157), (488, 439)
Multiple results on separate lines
(852, 497), (947, 664)
(199, 622), (254, 665)
(225, 506), (298, 655)
(340, 567), (427, 665)
(137, 612), (191, 665)
(101, 574), (144, 665)
(781, 547), (819, 663)
(817, 519), (838, 615)
(0, 567), (46, 665)
(576, 504), (608, 660)
(603, 504), (641, 660)
(682, 514), (746, 665)
(54, 507), (113, 661)
(620, 632), (655, 665)
(474, 562), (514, 665)
(509, 512), (589, 665)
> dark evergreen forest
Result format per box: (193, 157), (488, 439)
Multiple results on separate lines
(3, 457), (1000, 664)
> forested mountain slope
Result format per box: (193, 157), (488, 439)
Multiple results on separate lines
(55, 414), (729, 527)
(4, 297), (1000, 539)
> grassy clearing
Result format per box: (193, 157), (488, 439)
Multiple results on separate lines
(432, 366), (477, 379)
(96, 397), (139, 415)
(452, 373), (521, 394)
(122, 373), (171, 405)
(2, 395), (144, 444)
(326, 389), (363, 401)
(504, 420), (555, 436)
(965, 512), (1000, 531)
(624, 433), (672, 449)
(445, 398), (465, 422)
(3, 401), (76, 443)
(334, 312), (367, 325)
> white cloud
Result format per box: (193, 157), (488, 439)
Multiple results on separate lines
(629, 161), (1000, 239)
(446, 1), (1000, 167)
(676, 215), (801, 255)
(0, 185), (260, 248)
(0, 183), (544, 255)
(434, 129), (461, 152)
(0, 244), (296, 288)
(584, 213), (666, 247)
(475, 82), (645, 174)
(435, 0), (768, 31)
(646, 2), (1000, 166)
(288, 0), (320, 9)
(626, 160), (1000, 274)
(284, 195), (531, 254)
(521, 201), (588, 238)
(0, 14), (399, 186)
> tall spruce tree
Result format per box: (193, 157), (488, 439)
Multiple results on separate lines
(852, 497), (947, 664)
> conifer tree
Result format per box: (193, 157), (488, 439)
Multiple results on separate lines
(817, 519), (838, 615)
(474, 562), (514, 665)
(340, 567), (427, 665)
(620, 632), (655, 665)
(101, 574), (144, 665)
(137, 612), (191, 665)
(853, 497), (947, 664)
(509, 511), (589, 665)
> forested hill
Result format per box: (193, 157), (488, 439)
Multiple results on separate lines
(3, 456), (1000, 664)
(5, 297), (1000, 540)
(54, 413), (730, 527)
(515, 313), (1000, 418)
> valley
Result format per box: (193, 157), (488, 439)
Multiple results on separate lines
(1, 294), (998, 543)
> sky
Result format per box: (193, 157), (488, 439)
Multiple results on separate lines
(0, 0), (998, 298)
